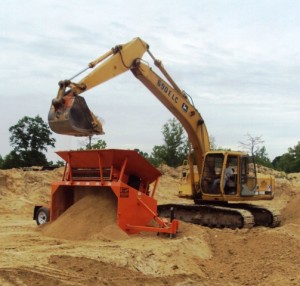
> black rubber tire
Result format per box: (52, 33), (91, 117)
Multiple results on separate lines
(36, 207), (50, 225)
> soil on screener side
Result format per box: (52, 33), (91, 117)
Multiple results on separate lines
(42, 191), (130, 241)
(0, 166), (299, 285)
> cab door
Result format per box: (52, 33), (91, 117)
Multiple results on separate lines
(240, 155), (257, 196)
(200, 153), (224, 195)
(222, 155), (238, 195)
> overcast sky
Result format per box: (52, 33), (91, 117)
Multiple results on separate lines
(0, 0), (299, 162)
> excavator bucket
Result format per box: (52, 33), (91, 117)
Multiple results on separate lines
(48, 93), (104, 137)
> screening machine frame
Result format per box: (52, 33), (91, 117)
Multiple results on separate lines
(50, 149), (178, 235)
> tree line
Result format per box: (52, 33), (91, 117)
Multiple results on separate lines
(0, 115), (299, 174)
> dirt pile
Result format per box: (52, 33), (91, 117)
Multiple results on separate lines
(281, 194), (300, 225)
(0, 168), (63, 215)
(42, 191), (129, 241)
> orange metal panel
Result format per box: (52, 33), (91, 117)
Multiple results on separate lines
(56, 149), (161, 183)
(111, 182), (157, 234)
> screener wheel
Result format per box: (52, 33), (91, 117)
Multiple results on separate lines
(36, 207), (50, 225)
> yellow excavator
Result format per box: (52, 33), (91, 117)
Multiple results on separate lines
(49, 37), (280, 228)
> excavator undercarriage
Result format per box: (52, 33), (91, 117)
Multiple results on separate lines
(158, 202), (281, 229)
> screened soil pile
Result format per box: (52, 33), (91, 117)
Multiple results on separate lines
(42, 190), (129, 241)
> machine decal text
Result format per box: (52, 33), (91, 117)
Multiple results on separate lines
(157, 79), (178, 104)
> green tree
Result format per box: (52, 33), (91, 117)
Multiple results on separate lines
(3, 115), (56, 168)
(1, 151), (23, 169)
(88, 139), (107, 149)
(47, 160), (65, 168)
(273, 142), (300, 173)
(272, 154), (291, 172)
(79, 137), (107, 150)
(148, 145), (166, 166)
(255, 146), (272, 168)
(9, 115), (55, 152)
(150, 118), (188, 167)
(134, 149), (149, 159)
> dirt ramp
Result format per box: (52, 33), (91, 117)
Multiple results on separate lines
(42, 190), (129, 241)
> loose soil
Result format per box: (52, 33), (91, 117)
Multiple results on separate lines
(0, 166), (299, 285)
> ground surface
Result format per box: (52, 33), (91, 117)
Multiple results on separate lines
(0, 166), (299, 285)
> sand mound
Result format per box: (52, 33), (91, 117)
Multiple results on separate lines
(42, 190), (129, 241)
(158, 164), (181, 178)
(281, 195), (300, 225)
(0, 168), (63, 214)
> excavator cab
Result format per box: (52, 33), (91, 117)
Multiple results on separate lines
(48, 82), (104, 136)
(200, 151), (273, 200)
(200, 152), (252, 197)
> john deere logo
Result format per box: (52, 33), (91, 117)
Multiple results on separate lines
(182, 103), (188, 112)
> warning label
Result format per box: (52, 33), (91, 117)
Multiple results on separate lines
(120, 187), (129, 198)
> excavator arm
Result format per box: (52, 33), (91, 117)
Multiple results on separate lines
(49, 37), (149, 136)
(48, 37), (210, 194)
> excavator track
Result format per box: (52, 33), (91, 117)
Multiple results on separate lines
(225, 203), (282, 228)
(157, 204), (255, 229)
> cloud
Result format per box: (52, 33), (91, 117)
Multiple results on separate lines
(0, 0), (299, 162)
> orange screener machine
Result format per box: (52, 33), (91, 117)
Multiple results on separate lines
(34, 149), (179, 236)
